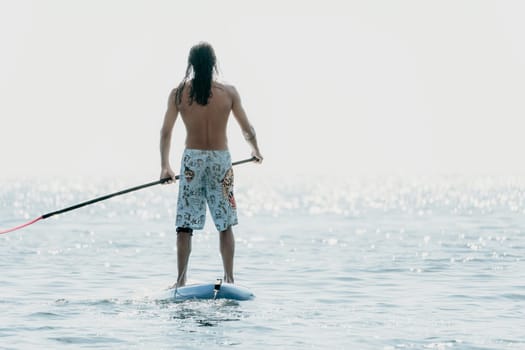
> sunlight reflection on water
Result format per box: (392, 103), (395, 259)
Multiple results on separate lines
(1, 175), (525, 349)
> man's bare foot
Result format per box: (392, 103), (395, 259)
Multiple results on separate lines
(168, 281), (186, 290)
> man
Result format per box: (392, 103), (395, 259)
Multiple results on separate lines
(159, 42), (263, 288)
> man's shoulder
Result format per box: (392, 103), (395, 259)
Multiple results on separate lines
(170, 83), (183, 98)
(215, 82), (238, 95)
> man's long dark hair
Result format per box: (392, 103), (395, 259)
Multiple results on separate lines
(176, 42), (218, 106)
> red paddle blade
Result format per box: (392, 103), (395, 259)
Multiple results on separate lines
(0, 216), (43, 235)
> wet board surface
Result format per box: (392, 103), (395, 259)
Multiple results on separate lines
(157, 282), (255, 301)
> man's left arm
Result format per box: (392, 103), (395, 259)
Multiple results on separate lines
(159, 88), (179, 183)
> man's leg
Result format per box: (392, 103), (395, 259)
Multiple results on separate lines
(175, 229), (192, 287)
(220, 226), (235, 283)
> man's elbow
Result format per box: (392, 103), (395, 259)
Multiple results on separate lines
(160, 127), (171, 141)
(243, 127), (256, 141)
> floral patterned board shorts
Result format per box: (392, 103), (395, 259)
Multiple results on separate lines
(176, 149), (238, 232)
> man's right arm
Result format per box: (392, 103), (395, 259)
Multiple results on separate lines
(229, 85), (263, 163)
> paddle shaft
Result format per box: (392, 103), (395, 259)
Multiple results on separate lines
(42, 157), (256, 219)
(0, 157), (256, 234)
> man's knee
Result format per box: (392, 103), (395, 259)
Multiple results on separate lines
(220, 226), (233, 234)
(176, 227), (194, 236)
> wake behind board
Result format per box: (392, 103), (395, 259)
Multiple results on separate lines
(157, 280), (254, 301)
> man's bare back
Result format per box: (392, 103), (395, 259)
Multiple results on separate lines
(177, 82), (234, 150)
(160, 79), (262, 182)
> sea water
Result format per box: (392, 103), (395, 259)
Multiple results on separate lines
(1, 175), (524, 349)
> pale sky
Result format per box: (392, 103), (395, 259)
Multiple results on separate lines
(1, 0), (525, 180)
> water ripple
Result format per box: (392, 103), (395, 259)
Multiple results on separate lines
(1, 176), (525, 349)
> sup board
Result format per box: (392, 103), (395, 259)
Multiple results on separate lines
(157, 280), (255, 301)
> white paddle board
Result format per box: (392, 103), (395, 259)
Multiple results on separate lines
(157, 280), (254, 301)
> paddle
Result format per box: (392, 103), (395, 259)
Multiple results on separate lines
(0, 157), (257, 235)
